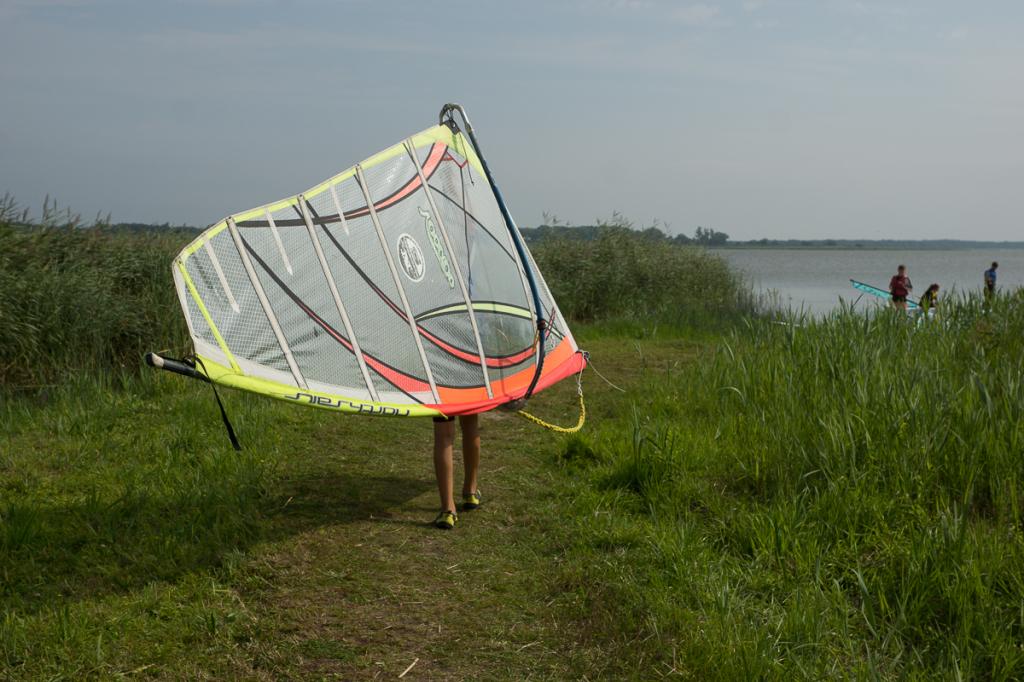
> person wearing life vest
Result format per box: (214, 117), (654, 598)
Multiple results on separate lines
(919, 283), (939, 316)
(889, 264), (913, 311)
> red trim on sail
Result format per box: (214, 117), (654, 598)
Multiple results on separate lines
(360, 354), (433, 394)
(416, 326), (535, 369)
(345, 143), (447, 219)
(428, 343), (586, 416)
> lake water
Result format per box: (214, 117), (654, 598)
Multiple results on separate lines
(714, 248), (1024, 315)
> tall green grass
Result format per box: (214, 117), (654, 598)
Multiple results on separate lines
(0, 205), (192, 389)
(563, 293), (1024, 679)
(531, 218), (754, 324)
(0, 209), (751, 390)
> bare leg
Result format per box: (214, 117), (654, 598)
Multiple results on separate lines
(460, 414), (480, 496)
(433, 419), (456, 512)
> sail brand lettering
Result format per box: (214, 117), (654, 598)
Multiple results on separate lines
(285, 392), (411, 416)
(419, 207), (455, 289)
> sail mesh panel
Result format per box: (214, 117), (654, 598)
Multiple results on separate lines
(188, 232), (293, 377)
(428, 146), (537, 390)
(429, 158), (527, 310)
(174, 124), (578, 410)
(183, 283), (219, 349)
(361, 150), (486, 391)
(305, 186), (343, 231)
(324, 175), (429, 396)
(522, 246), (571, 355)
(240, 209), (372, 396)
(417, 316), (488, 388)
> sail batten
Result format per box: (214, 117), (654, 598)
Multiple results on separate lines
(355, 163), (440, 403)
(328, 184), (350, 236)
(405, 138), (493, 399)
(265, 209), (294, 275)
(298, 195), (379, 402)
(202, 240), (240, 313)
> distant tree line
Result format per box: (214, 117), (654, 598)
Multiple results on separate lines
(520, 213), (1024, 250)
(723, 238), (1024, 250)
(521, 213), (729, 246)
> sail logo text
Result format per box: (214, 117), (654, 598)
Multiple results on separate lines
(284, 392), (411, 416)
(419, 207), (455, 289)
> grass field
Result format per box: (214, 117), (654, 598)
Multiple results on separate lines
(2, 215), (1023, 679)
(1, 353), (605, 679)
(559, 297), (1024, 680)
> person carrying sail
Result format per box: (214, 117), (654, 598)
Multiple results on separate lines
(919, 283), (940, 316)
(889, 265), (913, 311)
(431, 187), (486, 531)
(432, 415), (482, 529)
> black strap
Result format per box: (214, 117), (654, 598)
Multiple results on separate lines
(192, 356), (241, 451)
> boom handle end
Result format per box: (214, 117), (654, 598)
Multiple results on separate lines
(145, 352), (208, 382)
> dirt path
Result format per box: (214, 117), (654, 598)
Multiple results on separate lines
(1, 336), (692, 680)
(232, 379), (598, 680)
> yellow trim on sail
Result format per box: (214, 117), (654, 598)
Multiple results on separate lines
(451, 132), (485, 178)
(417, 301), (532, 322)
(195, 355), (443, 418)
(179, 124), (484, 267)
(180, 221), (226, 261)
(233, 197), (297, 224)
(177, 260), (240, 372)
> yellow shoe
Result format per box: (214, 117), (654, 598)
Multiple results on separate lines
(461, 491), (482, 511)
(434, 509), (457, 530)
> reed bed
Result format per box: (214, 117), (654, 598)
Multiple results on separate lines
(531, 222), (755, 324)
(0, 210), (745, 391)
(0, 218), (192, 389)
(562, 292), (1024, 679)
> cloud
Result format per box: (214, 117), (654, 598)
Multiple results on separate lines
(0, 0), (99, 23)
(742, 0), (765, 12)
(673, 3), (719, 26)
(946, 26), (969, 41)
(828, 0), (910, 19)
(600, 0), (654, 9)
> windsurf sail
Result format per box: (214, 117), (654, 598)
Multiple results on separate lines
(850, 279), (920, 310)
(150, 104), (585, 418)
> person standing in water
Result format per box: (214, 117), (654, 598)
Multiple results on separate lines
(889, 264), (913, 311)
(984, 261), (998, 306)
(432, 415), (482, 530)
(919, 283), (940, 316)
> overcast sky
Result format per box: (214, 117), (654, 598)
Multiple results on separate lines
(2, 0), (1022, 240)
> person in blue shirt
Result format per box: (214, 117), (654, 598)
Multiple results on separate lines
(984, 262), (998, 306)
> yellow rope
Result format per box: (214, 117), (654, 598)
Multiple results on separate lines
(516, 387), (586, 433)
